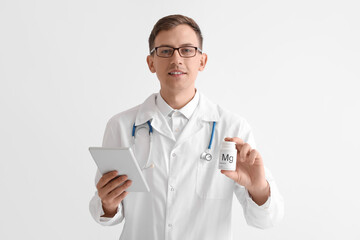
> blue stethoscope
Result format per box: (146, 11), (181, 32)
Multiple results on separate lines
(132, 121), (216, 161)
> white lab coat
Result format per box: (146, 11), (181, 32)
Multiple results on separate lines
(89, 92), (284, 240)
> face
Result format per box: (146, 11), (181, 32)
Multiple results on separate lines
(146, 24), (207, 95)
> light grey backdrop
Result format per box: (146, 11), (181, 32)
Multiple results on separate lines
(1, 0), (359, 239)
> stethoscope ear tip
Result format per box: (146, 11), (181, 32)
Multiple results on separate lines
(143, 163), (155, 170)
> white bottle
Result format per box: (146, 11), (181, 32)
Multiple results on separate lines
(218, 141), (237, 170)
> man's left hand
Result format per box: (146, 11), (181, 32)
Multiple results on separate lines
(221, 137), (270, 205)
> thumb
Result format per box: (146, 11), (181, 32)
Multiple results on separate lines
(221, 169), (238, 180)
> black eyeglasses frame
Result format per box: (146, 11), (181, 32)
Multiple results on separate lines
(150, 46), (202, 58)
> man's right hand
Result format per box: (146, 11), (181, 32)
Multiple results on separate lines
(96, 170), (132, 218)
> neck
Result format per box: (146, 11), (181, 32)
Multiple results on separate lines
(160, 88), (196, 109)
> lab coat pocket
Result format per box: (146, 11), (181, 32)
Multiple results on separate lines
(196, 159), (234, 199)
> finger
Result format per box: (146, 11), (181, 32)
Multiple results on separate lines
(100, 177), (129, 200)
(224, 137), (245, 156)
(232, 138), (246, 154)
(240, 143), (251, 162)
(96, 170), (118, 189)
(104, 175), (128, 194)
(108, 180), (132, 199)
(248, 149), (258, 165)
(102, 189), (127, 208)
(224, 137), (244, 145)
(114, 190), (130, 204)
(220, 170), (238, 180)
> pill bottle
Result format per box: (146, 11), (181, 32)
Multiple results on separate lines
(218, 141), (237, 170)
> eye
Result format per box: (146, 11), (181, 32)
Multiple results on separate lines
(180, 47), (195, 55)
(159, 47), (173, 55)
(161, 49), (170, 54)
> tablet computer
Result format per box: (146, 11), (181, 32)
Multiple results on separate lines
(89, 147), (150, 192)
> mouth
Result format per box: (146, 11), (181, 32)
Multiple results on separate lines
(168, 70), (186, 77)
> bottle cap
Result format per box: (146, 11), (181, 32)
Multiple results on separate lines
(221, 141), (236, 148)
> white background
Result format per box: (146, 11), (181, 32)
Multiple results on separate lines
(1, 0), (359, 239)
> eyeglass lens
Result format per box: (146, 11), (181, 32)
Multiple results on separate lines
(156, 47), (197, 58)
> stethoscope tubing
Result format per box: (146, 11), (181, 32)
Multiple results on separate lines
(208, 122), (216, 150)
(132, 120), (216, 161)
(132, 121), (153, 137)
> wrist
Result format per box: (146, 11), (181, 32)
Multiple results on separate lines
(248, 181), (270, 206)
(248, 180), (269, 195)
(101, 203), (118, 218)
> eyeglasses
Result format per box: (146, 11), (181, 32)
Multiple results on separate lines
(150, 46), (202, 58)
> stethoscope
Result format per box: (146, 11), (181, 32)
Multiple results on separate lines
(199, 121), (216, 161)
(132, 121), (216, 161)
(132, 121), (153, 138)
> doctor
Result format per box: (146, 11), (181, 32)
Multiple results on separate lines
(89, 14), (284, 240)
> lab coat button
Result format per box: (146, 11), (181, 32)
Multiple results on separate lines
(168, 224), (172, 227)
(172, 153), (176, 157)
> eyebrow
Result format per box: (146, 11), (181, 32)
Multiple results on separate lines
(157, 43), (196, 48)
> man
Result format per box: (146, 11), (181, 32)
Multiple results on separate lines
(89, 14), (284, 240)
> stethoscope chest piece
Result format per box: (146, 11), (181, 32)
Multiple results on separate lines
(200, 152), (212, 161)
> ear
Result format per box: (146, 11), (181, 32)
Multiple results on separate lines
(146, 55), (156, 73)
(198, 53), (208, 71)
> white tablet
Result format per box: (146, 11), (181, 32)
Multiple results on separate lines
(89, 147), (150, 192)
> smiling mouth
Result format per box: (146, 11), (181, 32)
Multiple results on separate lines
(168, 71), (186, 76)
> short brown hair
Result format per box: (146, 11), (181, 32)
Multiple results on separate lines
(148, 14), (203, 54)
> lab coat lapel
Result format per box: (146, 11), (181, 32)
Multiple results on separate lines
(174, 93), (220, 148)
(135, 94), (175, 142)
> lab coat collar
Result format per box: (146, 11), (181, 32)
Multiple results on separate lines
(134, 93), (158, 126)
(196, 92), (220, 122)
(135, 93), (175, 141)
(135, 91), (220, 126)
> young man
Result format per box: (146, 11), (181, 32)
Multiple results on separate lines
(89, 14), (284, 240)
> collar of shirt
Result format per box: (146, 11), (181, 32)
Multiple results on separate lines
(134, 91), (219, 128)
(155, 90), (200, 120)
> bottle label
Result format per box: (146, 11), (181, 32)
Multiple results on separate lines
(221, 153), (234, 163)
(219, 150), (237, 170)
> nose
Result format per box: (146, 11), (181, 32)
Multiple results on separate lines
(170, 49), (183, 65)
